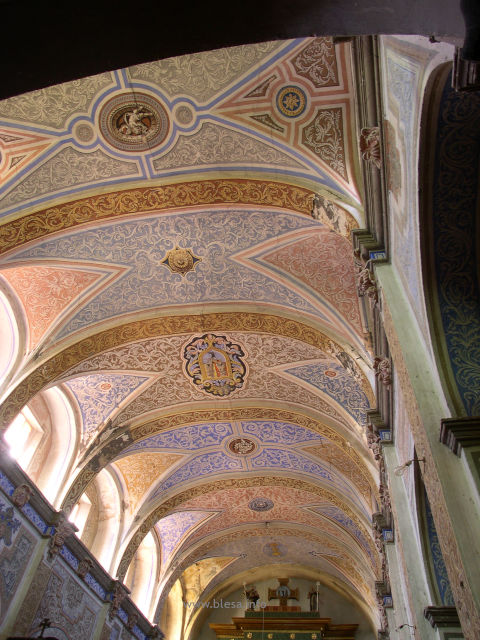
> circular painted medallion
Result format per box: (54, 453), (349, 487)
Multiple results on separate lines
(227, 437), (257, 456)
(99, 92), (169, 152)
(276, 86), (307, 118)
(73, 122), (95, 143)
(249, 497), (274, 512)
(175, 104), (194, 125)
(324, 370), (337, 378)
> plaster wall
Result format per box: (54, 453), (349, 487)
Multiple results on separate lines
(378, 35), (454, 358)
(376, 263), (480, 637)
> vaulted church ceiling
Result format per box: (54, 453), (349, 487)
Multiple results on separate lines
(0, 36), (382, 629)
(0, 39), (361, 214)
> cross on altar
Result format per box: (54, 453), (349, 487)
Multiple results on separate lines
(267, 578), (299, 607)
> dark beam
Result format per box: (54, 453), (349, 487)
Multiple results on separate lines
(0, 0), (464, 100)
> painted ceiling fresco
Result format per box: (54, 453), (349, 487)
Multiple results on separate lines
(0, 37), (382, 630)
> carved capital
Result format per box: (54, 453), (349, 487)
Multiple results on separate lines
(376, 597), (389, 632)
(375, 580), (390, 598)
(373, 512), (388, 531)
(366, 422), (382, 460)
(374, 357), (392, 388)
(352, 230), (386, 265)
(379, 481), (392, 516)
(360, 126), (382, 169)
(373, 522), (384, 553)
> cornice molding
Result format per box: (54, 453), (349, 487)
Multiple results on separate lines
(440, 417), (480, 456)
(424, 605), (461, 628)
(453, 47), (480, 91)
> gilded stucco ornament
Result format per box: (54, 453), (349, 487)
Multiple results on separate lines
(160, 246), (202, 277)
(183, 333), (247, 397)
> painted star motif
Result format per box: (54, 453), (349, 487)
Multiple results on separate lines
(283, 93), (300, 111)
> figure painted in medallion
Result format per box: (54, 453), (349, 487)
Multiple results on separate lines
(183, 333), (247, 397)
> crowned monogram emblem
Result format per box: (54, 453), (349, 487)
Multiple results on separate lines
(183, 333), (247, 396)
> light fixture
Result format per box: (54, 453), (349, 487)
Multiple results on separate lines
(394, 457), (425, 476)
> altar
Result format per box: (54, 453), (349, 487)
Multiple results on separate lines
(210, 610), (358, 639)
(210, 579), (358, 640)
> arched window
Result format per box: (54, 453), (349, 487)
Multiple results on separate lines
(4, 407), (43, 470)
(418, 476), (455, 606)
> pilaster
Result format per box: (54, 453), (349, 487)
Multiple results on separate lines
(383, 446), (438, 640)
(376, 263), (480, 639)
